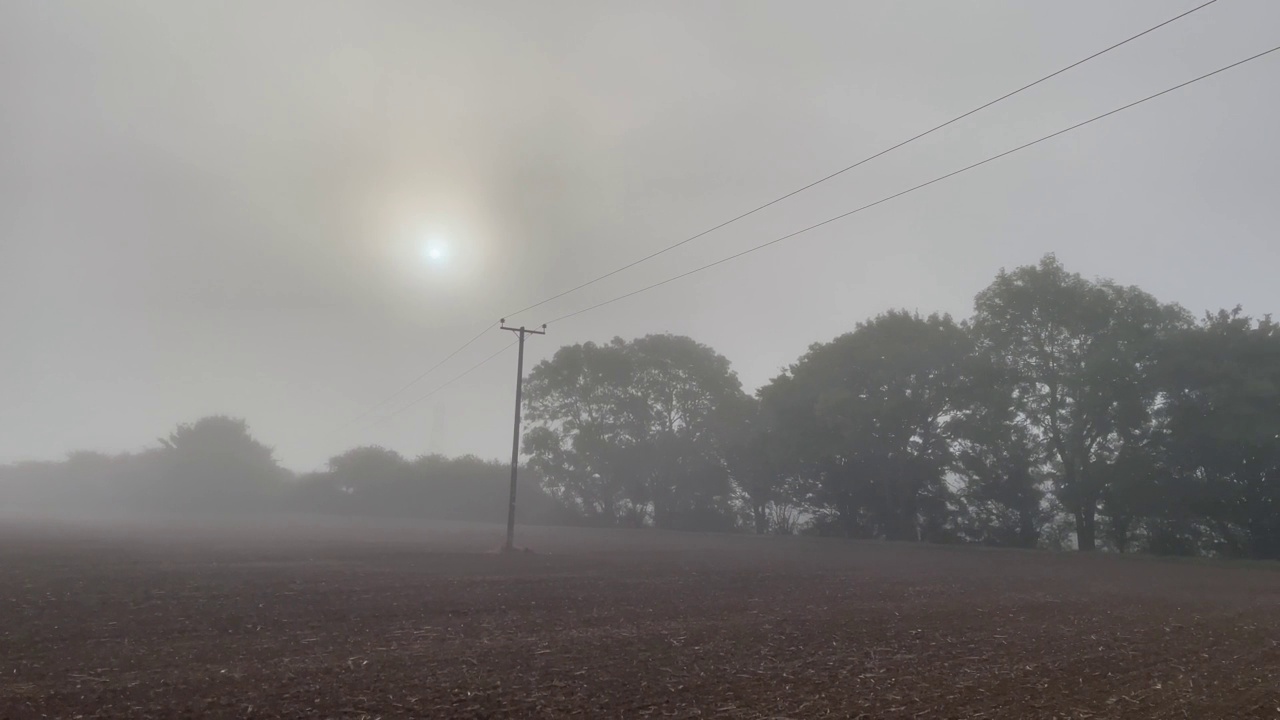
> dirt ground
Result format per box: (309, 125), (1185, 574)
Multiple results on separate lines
(1, 515), (1278, 719)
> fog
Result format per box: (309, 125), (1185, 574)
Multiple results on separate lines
(5, 1), (1278, 472)
(3, 1), (1280, 557)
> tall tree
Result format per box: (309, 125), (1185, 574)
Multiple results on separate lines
(523, 334), (746, 530)
(1158, 308), (1280, 558)
(972, 255), (1189, 550)
(760, 311), (969, 541)
(523, 339), (646, 524)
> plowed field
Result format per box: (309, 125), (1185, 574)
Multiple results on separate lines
(3, 517), (1278, 718)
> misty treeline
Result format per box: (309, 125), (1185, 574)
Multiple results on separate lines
(3, 255), (1277, 559)
(0, 417), (572, 527)
(522, 255), (1280, 559)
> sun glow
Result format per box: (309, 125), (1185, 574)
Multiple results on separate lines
(421, 238), (451, 267)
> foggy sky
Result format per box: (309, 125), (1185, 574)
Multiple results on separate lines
(3, 0), (1278, 472)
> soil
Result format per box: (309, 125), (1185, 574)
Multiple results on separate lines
(2, 515), (1278, 718)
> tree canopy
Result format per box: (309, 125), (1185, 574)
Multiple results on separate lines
(523, 334), (746, 531)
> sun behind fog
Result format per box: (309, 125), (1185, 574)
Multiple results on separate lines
(420, 238), (450, 267)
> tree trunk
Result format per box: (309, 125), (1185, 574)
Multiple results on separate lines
(753, 503), (768, 534)
(839, 496), (857, 538)
(1075, 507), (1097, 551)
(1110, 516), (1132, 554)
(1017, 509), (1038, 549)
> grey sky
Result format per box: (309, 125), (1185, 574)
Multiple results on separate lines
(3, 0), (1277, 471)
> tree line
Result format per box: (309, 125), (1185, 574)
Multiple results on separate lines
(522, 255), (1280, 558)
(2, 255), (1276, 559)
(0, 416), (571, 526)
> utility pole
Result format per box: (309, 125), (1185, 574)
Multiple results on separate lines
(500, 320), (545, 552)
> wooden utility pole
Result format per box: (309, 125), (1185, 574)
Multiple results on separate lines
(500, 320), (545, 552)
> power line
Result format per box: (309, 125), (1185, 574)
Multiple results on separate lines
(338, 323), (495, 431)
(339, 0), (1217, 428)
(501, 0), (1220, 322)
(541, 44), (1280, 327)
(368, 339), (519, 428)
(337, 1), (1215, 423)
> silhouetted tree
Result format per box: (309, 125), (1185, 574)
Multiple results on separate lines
(522, 339), (643, 524)
(524, 334), (746, 530)
(972, 255), (1189, 550)
(760, 311), (968, 541)
(152, 415), (288, 511)
(1157, 308), (1280, 559)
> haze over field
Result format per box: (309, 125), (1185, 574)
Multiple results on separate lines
(3, 1), (1279, 471)
(7, 5), (1280, 717)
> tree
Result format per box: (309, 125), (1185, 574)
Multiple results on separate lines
(629, 335), (743, 530)
(151, 416), (288, 511)
(1095, 445), (1163, 553)
(1158, 308), (1280, 558)
(972, 255), (1190, 550)
(522, 339), (645, 524)
(523, 334), (747, 530)
(760, 311), (969, 541)
(949, 367), (1047, 548)
(719, 395), (791, 534)
(321, 445), (411, 514)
